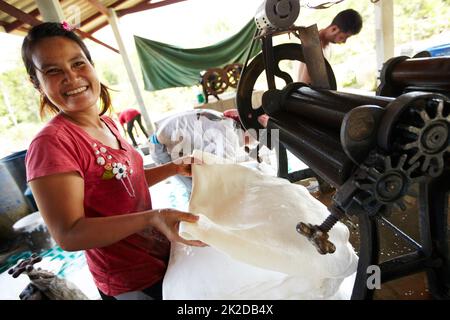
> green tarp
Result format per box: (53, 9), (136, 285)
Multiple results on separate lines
(134, 19), (261, 91)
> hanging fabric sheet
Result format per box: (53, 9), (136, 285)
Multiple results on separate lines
(134, 19), (261, 91)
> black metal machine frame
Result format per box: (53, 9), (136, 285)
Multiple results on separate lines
(236, 25), (450, 299)
(377, 55), (450, 98)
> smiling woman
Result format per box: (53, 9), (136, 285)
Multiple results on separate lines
(21, 24), (108, 119)
(19, 22), (206, 300)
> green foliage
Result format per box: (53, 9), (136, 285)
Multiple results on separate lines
(342, 73), (357, 88)
(394, 0), (450, 44)
(202, 19), (232, 44)
(0, 62), (40, 128)
(101, 68), (119, 86)
(0, 61), (42, 157)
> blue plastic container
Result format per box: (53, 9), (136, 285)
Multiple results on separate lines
(1, 150), (28, 193)
(0, 162), (31, 250)
(427, 43), (450, 57)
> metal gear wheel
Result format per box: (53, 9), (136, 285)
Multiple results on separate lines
(400, 99), (450, 177)
(354, 153), (421, 216)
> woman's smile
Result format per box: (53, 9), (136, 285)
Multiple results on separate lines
(64, 86), (89, 97)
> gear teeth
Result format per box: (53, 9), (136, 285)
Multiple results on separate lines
(428, 156), (444, 178)
(406, 161), (421, 176)
(398, 154), (408, 169)
(419, 109), (431, 123)
(408, 151), (422, 166)
(403, 141), (419, 150)
(436, 100), (444, 118)
(399, 124), (421, 135)
(435, 156), (444, 172)
(369, 167), (382, 178)
(421, 156), (431, 172)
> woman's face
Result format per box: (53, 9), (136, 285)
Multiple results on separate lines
(32, 36), (101, 114)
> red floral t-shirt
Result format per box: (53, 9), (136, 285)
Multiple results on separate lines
(26, 113), (170, 296)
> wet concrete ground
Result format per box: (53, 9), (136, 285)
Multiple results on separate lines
(303, 179), (449, 300)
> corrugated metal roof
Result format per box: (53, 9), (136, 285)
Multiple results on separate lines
(0, 0), (187, 36)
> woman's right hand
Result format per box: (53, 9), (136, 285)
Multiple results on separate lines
(149, 209), (207, 247)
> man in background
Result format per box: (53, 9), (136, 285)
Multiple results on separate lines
(118, 108), (149, 147)
(297, 9), (363, 84)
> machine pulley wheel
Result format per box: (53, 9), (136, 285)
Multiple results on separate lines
(236, 43), (336, 133)
(202, 68), (229, 97)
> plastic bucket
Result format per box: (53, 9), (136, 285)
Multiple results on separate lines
(13, 211), (55, 252)
(1, 150), (27, 193)
(0, 162), (32, 251)
(1, 150), (37, 212)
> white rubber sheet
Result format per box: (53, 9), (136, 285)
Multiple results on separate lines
(163, 156), (358, 299)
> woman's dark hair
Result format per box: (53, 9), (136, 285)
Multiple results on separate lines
(21, 22), (112, 118)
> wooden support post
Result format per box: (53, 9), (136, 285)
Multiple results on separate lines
(108, 9), (154, 134)
(375, 0), (394, 72)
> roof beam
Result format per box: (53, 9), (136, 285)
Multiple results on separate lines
(4, 8), (40, 33)
(5, 0), (64, 33)
(116, 0), (147, 17)
(86, 20), (109, 35)
(80, 0), (129, 34)
(85, 0), (110, 17)
(0, 0), (41, 27)
(0, 0), (119, 54)
(3, 0), (123, 34)
(3, 0), (188, 34)
(117, 0), (188, 17)
(76, 28), (120, 53)
(82, 0), (128, 27)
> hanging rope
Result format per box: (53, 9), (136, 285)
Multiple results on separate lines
(305, 0), (344, 9)
(305, 0), (379, 9)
